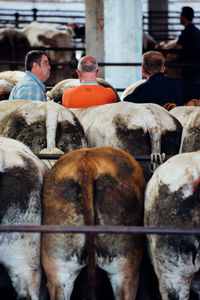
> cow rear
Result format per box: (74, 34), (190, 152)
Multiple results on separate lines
(42, 146), (146, 300)
(0, 137), (47, 300)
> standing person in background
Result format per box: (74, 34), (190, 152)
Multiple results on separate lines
(9, 50), (51, 101)
(175, 6), (200, 82)
(62, 56), (117, 108)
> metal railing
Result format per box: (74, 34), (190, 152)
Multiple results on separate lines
(0, 224), (199, 235)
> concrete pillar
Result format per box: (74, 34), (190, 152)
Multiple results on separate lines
(85, 0), (104, 76)
(148, 0), (168, 41)
(85, 0), (142, 92)
(104, 0), (142, 92)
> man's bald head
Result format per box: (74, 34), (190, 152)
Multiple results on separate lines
(77, 56), (98, 73)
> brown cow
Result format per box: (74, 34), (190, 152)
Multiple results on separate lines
(42, 146), (146, 300)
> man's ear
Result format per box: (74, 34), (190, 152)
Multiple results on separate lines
(96, 69), (100, 77)
(76, 69), (81, 77)
(32, 61), (38, 70)
(142, 66), (148, 78)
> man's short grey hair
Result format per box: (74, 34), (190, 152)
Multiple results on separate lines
(77, 56), (98, 72)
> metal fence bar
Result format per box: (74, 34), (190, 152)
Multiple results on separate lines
(36, 153), (172, 161)
(0, 225), (199, 235)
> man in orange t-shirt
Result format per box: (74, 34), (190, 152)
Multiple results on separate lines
(62, 56), (117, 108)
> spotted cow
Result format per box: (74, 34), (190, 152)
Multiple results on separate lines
(0, 100), (87, 153)
(0, 137), (47, 300)
(42, 146), (146, 300)
(144, 150), (200, 300)
(170, 106), (200, 153)
(70, 102), (182, 180)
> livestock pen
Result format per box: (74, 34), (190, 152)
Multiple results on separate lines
(0, 152), (200, 300)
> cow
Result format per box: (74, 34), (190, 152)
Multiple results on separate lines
(170, 106), (200, 153)
(0, 70), (25, 85)
(70, 102), (182, 181)
(42, 146), (146, 300)
(46, 77), (120, 103)
(0, 28), (30, 72)
(22, 21), (77, 85)
(169, 106), (199, 127)
(0, 71), (25, 100)
(0, 100), (87, 154)
(144, 150), (200, 300)
(0, 136), (47, 300)
(0, 79), (14, 100)
(120, 79), (146, 100)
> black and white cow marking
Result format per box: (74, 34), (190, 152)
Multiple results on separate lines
(0, 100), (87, 153)
(144, 151), (200, 300)
(0, 137), (47, 299)
(71, 102), (182, 180)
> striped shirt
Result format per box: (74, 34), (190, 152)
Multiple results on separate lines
(9, 71), (46, 101)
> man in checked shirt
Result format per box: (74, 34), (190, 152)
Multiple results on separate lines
(9, 50), (51, 101)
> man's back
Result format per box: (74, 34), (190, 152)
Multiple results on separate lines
(62, 84), (116, 108)
(124, 72), (200, 106)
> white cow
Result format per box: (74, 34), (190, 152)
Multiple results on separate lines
(0, 71), (26, 100)
(144, 150), (200, 300)
(170, 106), (200, 153)
(121, 79), (146, 100)
(0, 70), (25, 85)
(170, 106), (200, 127)
(70, 102), (182, 180)
(0, 100), (87, 153)
(0, 137), (47, 299)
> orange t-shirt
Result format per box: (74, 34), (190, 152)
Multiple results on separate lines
(62, 84), (117, 108)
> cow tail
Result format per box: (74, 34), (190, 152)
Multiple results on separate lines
(78, 165), (96, 300)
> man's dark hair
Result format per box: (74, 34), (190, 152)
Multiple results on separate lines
(181, 6), (194, 22)
(25, 50), (48, 71)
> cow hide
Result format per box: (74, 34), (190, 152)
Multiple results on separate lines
(0, 100), (87, 153)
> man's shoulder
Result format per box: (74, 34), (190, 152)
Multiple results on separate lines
(64, 84), (115, 94)
(63, 85), (82, 96)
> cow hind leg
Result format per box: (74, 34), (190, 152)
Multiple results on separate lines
(100, 256), (140, 300)
(0, 235), (41, 300)
(159, 275), (191, 300)
(5, 264), (41, 300)
(43, 253), (85, 300)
